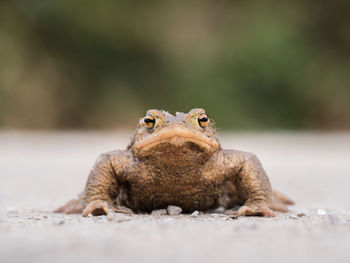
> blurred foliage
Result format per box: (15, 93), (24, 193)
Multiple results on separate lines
(0, 0), (350, 129)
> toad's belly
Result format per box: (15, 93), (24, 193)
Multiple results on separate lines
(117, 172), (230, 212)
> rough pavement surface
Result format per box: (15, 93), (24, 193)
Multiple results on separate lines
(1, 132), (350, 263)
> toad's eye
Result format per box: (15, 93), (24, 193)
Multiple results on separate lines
(144, 115), (155, 129)
(198, 113), (208, 127)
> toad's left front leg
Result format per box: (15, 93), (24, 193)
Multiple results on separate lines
(223, 150), (275, 217)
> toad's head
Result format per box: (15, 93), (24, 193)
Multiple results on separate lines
(129, 108), (221, 166)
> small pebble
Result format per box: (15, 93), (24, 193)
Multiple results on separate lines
(297, 211), (309, 217)
(226, 215), (238, 220)
(317, 209), (327, 216)
(167, 205), (182, 215)
(288, 215), (299, 220)
(213, 206), (226, 213)
(151, 209), (167, 216)
(191, 211), (199, 217)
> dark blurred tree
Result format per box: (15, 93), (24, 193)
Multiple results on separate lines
(0, 0), (349, 129)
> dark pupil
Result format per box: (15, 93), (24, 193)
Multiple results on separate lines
(144, 117), (155, 124)
(199, 116), (208, 122)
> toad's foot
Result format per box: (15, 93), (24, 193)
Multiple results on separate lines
(82, 200), (112, 217)
(238, 202), (275, 217)
(82, 201), (134, 216)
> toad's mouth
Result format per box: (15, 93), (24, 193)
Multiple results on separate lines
(133, 127), (220, 153)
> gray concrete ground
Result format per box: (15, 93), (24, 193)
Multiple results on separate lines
(1, 131), (350, 263)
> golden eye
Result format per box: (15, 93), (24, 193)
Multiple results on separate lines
(198, 113), (208, 127)
(144, 115), (155, 129)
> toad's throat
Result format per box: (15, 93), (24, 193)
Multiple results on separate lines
(133, 128), (219, 152)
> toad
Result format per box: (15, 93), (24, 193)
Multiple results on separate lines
(55, 108), (293, 217)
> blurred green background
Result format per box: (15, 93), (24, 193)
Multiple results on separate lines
(1, 0), (349, 130)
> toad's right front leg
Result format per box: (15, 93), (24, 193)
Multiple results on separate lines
(82, 150), (129, 217)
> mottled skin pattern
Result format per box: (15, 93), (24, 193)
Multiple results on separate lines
(55, 108), (293, 217)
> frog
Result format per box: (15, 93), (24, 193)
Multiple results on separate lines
(55, 108), (293, 217)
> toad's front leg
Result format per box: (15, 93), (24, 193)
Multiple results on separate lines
(222, 150), (275, 217)
(83, 150), (130, 217)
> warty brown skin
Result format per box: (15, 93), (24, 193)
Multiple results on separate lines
(55, 108), (293, 217)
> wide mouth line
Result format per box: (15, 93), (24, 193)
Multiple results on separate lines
(134, 129), (216, 149)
